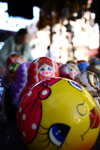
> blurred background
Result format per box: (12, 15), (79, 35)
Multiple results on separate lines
(0, 0), (100, 64)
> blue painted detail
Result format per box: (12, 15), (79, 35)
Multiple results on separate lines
(0, 76), (9, 89)
(41, 68), (45, 71)
(69, 69), (73, 71)
(69, 80), (82, 92)
(48, 67), (51, 71)
(78, 62), (88, 72)
(94, 60), (100, 64)
(52, 125), (64, 142)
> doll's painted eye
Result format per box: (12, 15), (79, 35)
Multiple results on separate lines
(70, 69), (73, 71)
(49, 124), (70, 147)
(38, 88), (51, 100)
(48, 67), (52, 71)
(40, 67), (45, 71)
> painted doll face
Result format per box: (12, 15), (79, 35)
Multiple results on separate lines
(39, 63), (53, 77)
(68, 65), (79, 79)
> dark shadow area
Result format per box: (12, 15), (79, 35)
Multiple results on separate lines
(0, 89), (29, 150)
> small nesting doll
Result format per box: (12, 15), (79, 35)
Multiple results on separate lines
(4, 52), (26, 87)
(59, 63), (80, 80)
(74, 71), (100, 110)
(87, 58), (100, 88)
(0, 66), (9, 123)
(21, 57), (59, 99)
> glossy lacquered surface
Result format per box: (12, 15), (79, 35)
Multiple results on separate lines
(75, 71), (99, 91)
(17, 77), (100, 150)
(78, 61), (88, 72)
(87, 59), (100, 90)
(87, 58), (100, 74)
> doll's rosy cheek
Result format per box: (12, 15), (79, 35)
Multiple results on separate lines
(69, 72), (73, 76)
(49, 71), (52, 75)
(74, 72), (77, 75)
(42, 72), (46, 75)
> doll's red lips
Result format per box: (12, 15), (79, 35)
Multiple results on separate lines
(89, 108), (99, 129)
(81, 108), (99, 141)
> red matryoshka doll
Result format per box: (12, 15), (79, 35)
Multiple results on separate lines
(21, 57), (59, 98)
(0, 66), (9, 123)
(6, 52), (26, 66)
(4, 52), (26, 86)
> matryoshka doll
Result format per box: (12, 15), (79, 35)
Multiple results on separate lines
(17, 77), (100, 150)
(59, 63), (80, 80)
(0, 66), (9, 123)
(74, 71), (100, 110)
(87, 58), (100, 88)
(21, 57), (59, 98)
(4, 52), (26, 86)
(6, 52), (26, 66)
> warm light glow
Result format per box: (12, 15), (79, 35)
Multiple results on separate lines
(88, 0), (93, 4)
(91, 13), (95, 19)
(73, 13), (78, 17)
(63, 19), (68, 25)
